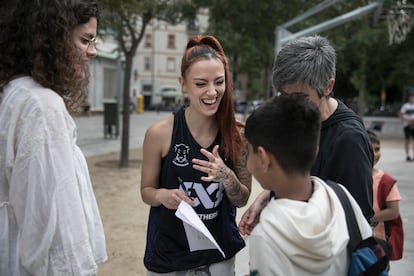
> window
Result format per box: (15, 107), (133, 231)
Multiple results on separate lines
(142, 84), (152, 92)
(187, 19), (199, 32)
(144, 33), (152, 48)
(144, 57), (151, 71)
(167, 34), (175, 49)
(167, 57), (175, 72)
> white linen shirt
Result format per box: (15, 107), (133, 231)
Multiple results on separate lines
(0, 77), (107, 275)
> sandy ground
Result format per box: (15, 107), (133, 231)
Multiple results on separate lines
(87, 140), (414, 276)
(88, 148), (262, 276)
(88, 149), (148, 276)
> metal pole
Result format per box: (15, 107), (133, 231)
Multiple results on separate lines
(282, 0), (342, 28)
(281, 2), (381, 45)
(275, 1), (383, 55)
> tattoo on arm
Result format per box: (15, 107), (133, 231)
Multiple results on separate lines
(222, 142), (252, 206)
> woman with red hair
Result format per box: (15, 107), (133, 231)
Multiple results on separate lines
(141, 35), (251, 275)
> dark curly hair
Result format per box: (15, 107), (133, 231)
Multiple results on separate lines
(0, 0), (98, 111)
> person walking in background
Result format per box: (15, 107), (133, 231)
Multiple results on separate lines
(0, 1), (107, 275)
(399, 92), (414, 161)
(140, 35), (252, 275)
(245, 95), (373, 275)
(239, 35), (374, 237)
(367, 130), (404, 264)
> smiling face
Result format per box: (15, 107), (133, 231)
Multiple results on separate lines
(180, 58), (225, 116)
(72, 17), (98, 61)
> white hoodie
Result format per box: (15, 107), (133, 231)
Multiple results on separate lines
(249, 176), (373, 275)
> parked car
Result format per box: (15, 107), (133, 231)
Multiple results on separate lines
(234, 100), (248, 113)
(250, 99), (264, 111)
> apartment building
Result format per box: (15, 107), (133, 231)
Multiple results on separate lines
(90, 37), (122, 112)
(133, 10), (209, 110)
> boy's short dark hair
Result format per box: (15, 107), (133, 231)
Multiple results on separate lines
(367, 129), (380, 144)
(245, 95), (321, 175)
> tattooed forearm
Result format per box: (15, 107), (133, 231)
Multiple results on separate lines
(221, 169), (241, 196)
(222, 142), (252, 207)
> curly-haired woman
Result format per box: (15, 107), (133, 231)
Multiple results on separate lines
(0, 1), (107, 275)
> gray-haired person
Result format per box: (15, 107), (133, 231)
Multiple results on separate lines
(239, 35), (374, 236)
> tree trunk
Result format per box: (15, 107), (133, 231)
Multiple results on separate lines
(357, 52), (367, 117)
(119, 54), (133, 168)
(263, 62), (273, 99)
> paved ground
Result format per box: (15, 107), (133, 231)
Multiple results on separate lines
(75, 111), (414, 275)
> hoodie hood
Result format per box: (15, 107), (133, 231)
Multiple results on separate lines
(257, 176), (349, 273)
(322, 99), (365, 130)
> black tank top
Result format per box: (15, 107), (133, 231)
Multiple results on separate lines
(144, 106), (245, 273)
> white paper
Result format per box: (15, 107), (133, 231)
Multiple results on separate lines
(175, 201), (225, 258)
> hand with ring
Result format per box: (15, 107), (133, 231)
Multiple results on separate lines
(192, 145), (232, 183)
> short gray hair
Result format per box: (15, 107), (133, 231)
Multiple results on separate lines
(272, 35), (337, 97)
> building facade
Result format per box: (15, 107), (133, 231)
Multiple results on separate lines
(88, 36), (123, 112)
(132, 10), (209, 110)
(88, 9), (252, 113)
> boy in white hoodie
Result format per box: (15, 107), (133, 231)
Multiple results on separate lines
(244, 95), (373, 275)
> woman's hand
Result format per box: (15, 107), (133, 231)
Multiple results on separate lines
(192, 145), (251, 207)
(192, 145), (233, 183)
(156, 188), (195, 210)
(238, 190), (270, 235)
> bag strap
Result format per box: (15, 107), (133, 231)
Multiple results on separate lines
(328, 180), (390, 275)
(377, 172), (396, 209)
(326, 180), (362, 252)
(377, 173), (397, 240)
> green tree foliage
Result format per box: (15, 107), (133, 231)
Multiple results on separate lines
(322, 0), (414, 114)
(205, 0), (315, 99)
(203, 0), (414, 114)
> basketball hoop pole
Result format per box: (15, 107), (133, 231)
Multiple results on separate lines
(275, 0), (384, 55)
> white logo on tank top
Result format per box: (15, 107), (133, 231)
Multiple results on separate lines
(172, 143), (190, 167)
(180, 181), (224, 212)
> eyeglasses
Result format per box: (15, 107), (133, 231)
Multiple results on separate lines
(81, 36), (97, 51)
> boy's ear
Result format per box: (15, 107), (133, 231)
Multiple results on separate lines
(257, 146), (272, 172)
